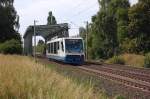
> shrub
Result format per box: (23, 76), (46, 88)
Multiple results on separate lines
(144, 53), (150, 68)
(122, 54), (144, 68)
(0, 39), (22, 54)
(114, 95), (125, 99)
(108, 56), (125, 65)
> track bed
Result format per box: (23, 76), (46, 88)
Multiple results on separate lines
(38, 57), (150, 99)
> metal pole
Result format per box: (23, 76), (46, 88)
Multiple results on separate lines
(86, 21), (89, 60)
(34, 20), (36, 61)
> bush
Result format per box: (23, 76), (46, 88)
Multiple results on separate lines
(122, 54), (144, 68)
(108, 56), (125, 65)
(0, 39), (22, 54)
(144, 53), (150, 68)
(114, 95), (125, 99)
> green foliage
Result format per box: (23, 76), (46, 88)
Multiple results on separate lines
(121, 38), (138, 53)
(108, 56), (125, 65)
(38, 40), (44, 45)
(88, 0), (130, 59)
(128, 0), (150, 53)
(47, 11), (57, 25)
(88, 0), (150, 59)
(116, 8), (128, 43)
(115, 95), (125, 99)
(144, 53), (150, 68)
(36, 40), (45, 54)
(0, 39), (22, 54)
(0, 0), (20, 43)
(36, 44), (45, 54)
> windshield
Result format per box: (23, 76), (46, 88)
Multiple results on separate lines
(65, 39), (83, 53)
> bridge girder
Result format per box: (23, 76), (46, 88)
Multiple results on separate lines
(23, 23), (69, 56)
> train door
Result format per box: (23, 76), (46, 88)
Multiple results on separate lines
(57, 40), (64, 55)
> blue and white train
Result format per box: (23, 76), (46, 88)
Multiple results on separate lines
(46, 37), (85, 65)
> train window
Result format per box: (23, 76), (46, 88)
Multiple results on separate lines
(47, 44), (48, 53)
(53, 43), (55, 54)
(65, 39), (83, 53)
(49, 43), (51, 53)
(48, 44), (50, 53)
(61, 42), (64, 52)
(50, 43), (51, 53)
(57, 42), (59, 50)
(49, 44), (51, 53)
(52, 43), (54, 54)
(55, 42), (59, 54)
(51, 43), (53, 54)
(54, 42), (57, 54)
(47, 44), (48, 52)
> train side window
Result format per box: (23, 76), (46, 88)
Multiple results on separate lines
(49, 44), (51, 53)
(51, 43), (53, 54)
(56, 42), (59, 54)
(57, 42), (59, 50)
(49, 43), (50, 53)
(48, 44), (50, 53)
(61, 42), (64, 52)
(53, 43), (55, 54)
(50, 43), (51, 53)
(47, 44), (49, 53)
(54, 42), (57, 54)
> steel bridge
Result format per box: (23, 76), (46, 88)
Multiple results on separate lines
(23, 23), (69, 55)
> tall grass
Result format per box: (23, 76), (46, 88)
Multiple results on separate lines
(106, 56), (125, 65)
(144, 53), (150, 68)
(0, 55), (103, 99)
(106, 54), (145, 68)
(122, 54), (144, 68)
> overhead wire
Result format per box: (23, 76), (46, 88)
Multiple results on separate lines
(67, 0), (93, 11)
(71, 2), (98, 18)
(59, 2), (98, 29)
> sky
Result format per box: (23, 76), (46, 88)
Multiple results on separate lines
(14, 0), (138, 38)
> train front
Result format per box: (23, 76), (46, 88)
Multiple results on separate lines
(64, 38), (84, 65)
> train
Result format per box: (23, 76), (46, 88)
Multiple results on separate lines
(46, 37), (85, 65)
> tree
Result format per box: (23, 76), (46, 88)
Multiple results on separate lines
(89, 0), (119, 59)
(109, 0), (130, 43)
(47, 11), (57, 25)
(38, 40), (44, 46)
(88, 0), (130, 59)
(108, 0), (130, 52)
(128, 0), (150, 53)
(0, 0), (20, 43)
(36, 40), (45, 54)
(0, 39), (22, 54)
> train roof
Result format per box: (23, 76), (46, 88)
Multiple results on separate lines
(47, 37), (83, 43)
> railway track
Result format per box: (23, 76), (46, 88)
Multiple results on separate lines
(38, 57), (150, 95)
(84, 64), (150, 83)
(86, 61), (150, 75)
(79, 64), (150, 94)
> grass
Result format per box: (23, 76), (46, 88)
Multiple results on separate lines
(106, 56), (125, 65)
(144, 53), (150, 68)
(121, 54), (145, 68)
(106, 54), (145, 68)
(0, 54), (104, 99)
(44, 61), (127, 99)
